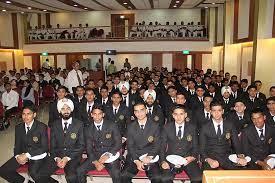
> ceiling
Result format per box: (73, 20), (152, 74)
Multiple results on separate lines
(0, 0), (225, 13)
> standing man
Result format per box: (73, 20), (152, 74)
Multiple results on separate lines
(123, 58), (131, 70)
(0, 105), (48, 183)
(161, 105), (202, 183)
(121, 103), (161, 183)
(65, 61), (83, 94)
(76, 105), (122, 183)
(36, 98), (84, 183)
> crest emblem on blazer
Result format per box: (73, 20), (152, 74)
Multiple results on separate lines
(225, 132), (231, 140)
(148, 136), (154, 143)
(154, 116), (159, 121)
(243, 124), (248, 128)
(71, 133), (77, 139)
(132, 101), (135, 105)
(186, 134), (192, 142)
(119, 115), (124, 120)
(268, 138), (272, 144)
(185, 117), (190, 122)
(106, 133), (112, 139)
(33, 136), (39, 142)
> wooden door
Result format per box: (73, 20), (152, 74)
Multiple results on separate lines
(111, 14), (135, 38)
(172, 53), (187, 71)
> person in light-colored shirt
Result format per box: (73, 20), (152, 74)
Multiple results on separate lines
(65, 61), (83, 94)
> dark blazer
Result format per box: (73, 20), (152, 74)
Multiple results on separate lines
(242, 124), (275, 162)
(243, 96), (266, 114)
(50, 118), (84, 160)
(147, 105), (165, 127)
(193, 108), (211, 130)
(14, 120), (48, 157)
(226, 111), (251, 133)
(199, 119), (242, 161)
(219, 98), (235, 116)
(84, 120), (122, 162)
(72, 96), (87, 108)
(190, 96), (204, 111)
(127, 119), (161, 161)
(104, 104), (131, 137)
(75, 101), (98, 126)
(49, 78), (61, 90)
(48, 100), (60, 127)
(95, 97), (112, 108)
(265, 111), (275, 127)
(160, 122), (199, 162)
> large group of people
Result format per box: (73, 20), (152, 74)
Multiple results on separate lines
(0, 60), (275, 183)
(27, 21), (207, 42)
(129, 21), (206, 38)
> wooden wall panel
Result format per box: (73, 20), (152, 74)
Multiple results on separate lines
(31, 55), (41, 72)
(11, 13), (19, 49)
(152, 53), (163, 70)
(172, 53), (187, 71)
(66, 54), (83, 69)
(193, 53), (202, 70)
(273, 2), (275, 37)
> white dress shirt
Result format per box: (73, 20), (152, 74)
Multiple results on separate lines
(94, 120), (104, 130)
(212, 119), (223, 135)
(138, 120), (147, 129)
(204, 109), (211, 118)
(175, 122), (185, 138)
(255, 124), (265, 137)
(2, 90), (19, 110)
(147, 106), (154, 115)
(113, 104), (120, 114)
(122, 94), (129, 107)
(62, 117), (72, 130)
(87, 101), (94, 113)
(65, 69), (83, 93)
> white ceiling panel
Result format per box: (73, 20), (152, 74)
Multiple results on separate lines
(99, 0), (126, 10)
(33, 0), (84, 11)
(73, 0), (108, 11)
(130, 0), (151, 10)
(12, 0), (62, 12)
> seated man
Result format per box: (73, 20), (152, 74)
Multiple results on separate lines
(35, 98), (84, 183)
(77, 105), (122, 183)
(242, 108), (275, 170)
(1, 82), (19, 129)
(121, 102), (161, 183)
(200, 101), (246, 170)
(161, 104), (202, 183)
(0, 105), (48, 183)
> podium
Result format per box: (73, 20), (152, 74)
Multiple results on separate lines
(203, 170), (275, 183)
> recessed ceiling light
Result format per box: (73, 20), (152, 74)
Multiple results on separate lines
(123, 2), (127, 5)
(73, 4), (78, 7)
(176, 0), (180, 3)
(28, 7), (32, 10)
(2, 9), (6, 12)
(212, 3), (215, 5)
(205, 7), (208, 8)
(120, 15), (125, 19)
(6, 1), (11, 4)
(21, 11), (24, 14)
(84, 7), (88, 10)
(128, 6), (132, 9)
(43, 9), (47, 12)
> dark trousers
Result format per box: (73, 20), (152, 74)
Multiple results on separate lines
(121, 158), (161, 183)
(161, 161), (202, 183)
(34, 156), (80, 183)
(77, 159), (121, 183)
(3, 107), (18, 122)
(0, 157), (46, 183)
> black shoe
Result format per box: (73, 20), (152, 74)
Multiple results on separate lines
(4, 122), (10, 129)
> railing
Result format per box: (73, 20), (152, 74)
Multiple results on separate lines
(26, 25), (208, 43)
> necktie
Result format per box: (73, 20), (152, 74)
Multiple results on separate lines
(225, 100), (228, 104)
(177, 126), (182, 139)
(103, 99), (106, 105)
(217, 124), (221, 137)
(251, 98), (254, 102)
(88, 106), (91, 113)
(123, 96), (127, 104)
(239, 116), (243, 120)
(26, 127), (30, 134)
(64, 122), (68, 134)
(140, 125), (144, 130)
(114, 108), (117, 115)
(148, 108), (152, 115)
(97, 125), (101, 132)
(76, 71), (82, 86)
(259, 129), (265, 141)
(206, 113), (210, 120)
(172, 98), (176, 103)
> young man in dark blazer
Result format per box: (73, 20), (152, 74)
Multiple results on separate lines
(76, 105), (122, 183)
(199, 101), (246, 170)
(144, 90), (165, 127)
(75, 87), (98, 126)
(36, 98), (84, 183)
(104, 91), (131, 138)
(265, 97), (275, 127)
(0, 105), (48, 183)
(121, 102), (161, 183)
(242, 108), (275, 170)
(161, 104), (202, 183)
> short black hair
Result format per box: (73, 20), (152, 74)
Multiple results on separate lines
(210, 101), (224, 109)
(133, 102), (146, 108)
(251, 108), (265, 117)
(270, 86), (275, 91)
(57, 86), (68, 93)
(85, 87), (95, 94)
(267, 97), (275, 103)
(4, 83), (11, 87)
(76, 85), (85, 90)
(100, 85), (108, 91)
(241, 79), (248, 83)
(195, 86), (205, 91)
(247, 85), (257, 91)
(92, 105), (104, 112)
(112, 91), (122, 97)
(167, 86), (177, 91)
(23, 105), (37, 113)
(234, 99), (245, 105)
(172, 104), (186, 113)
